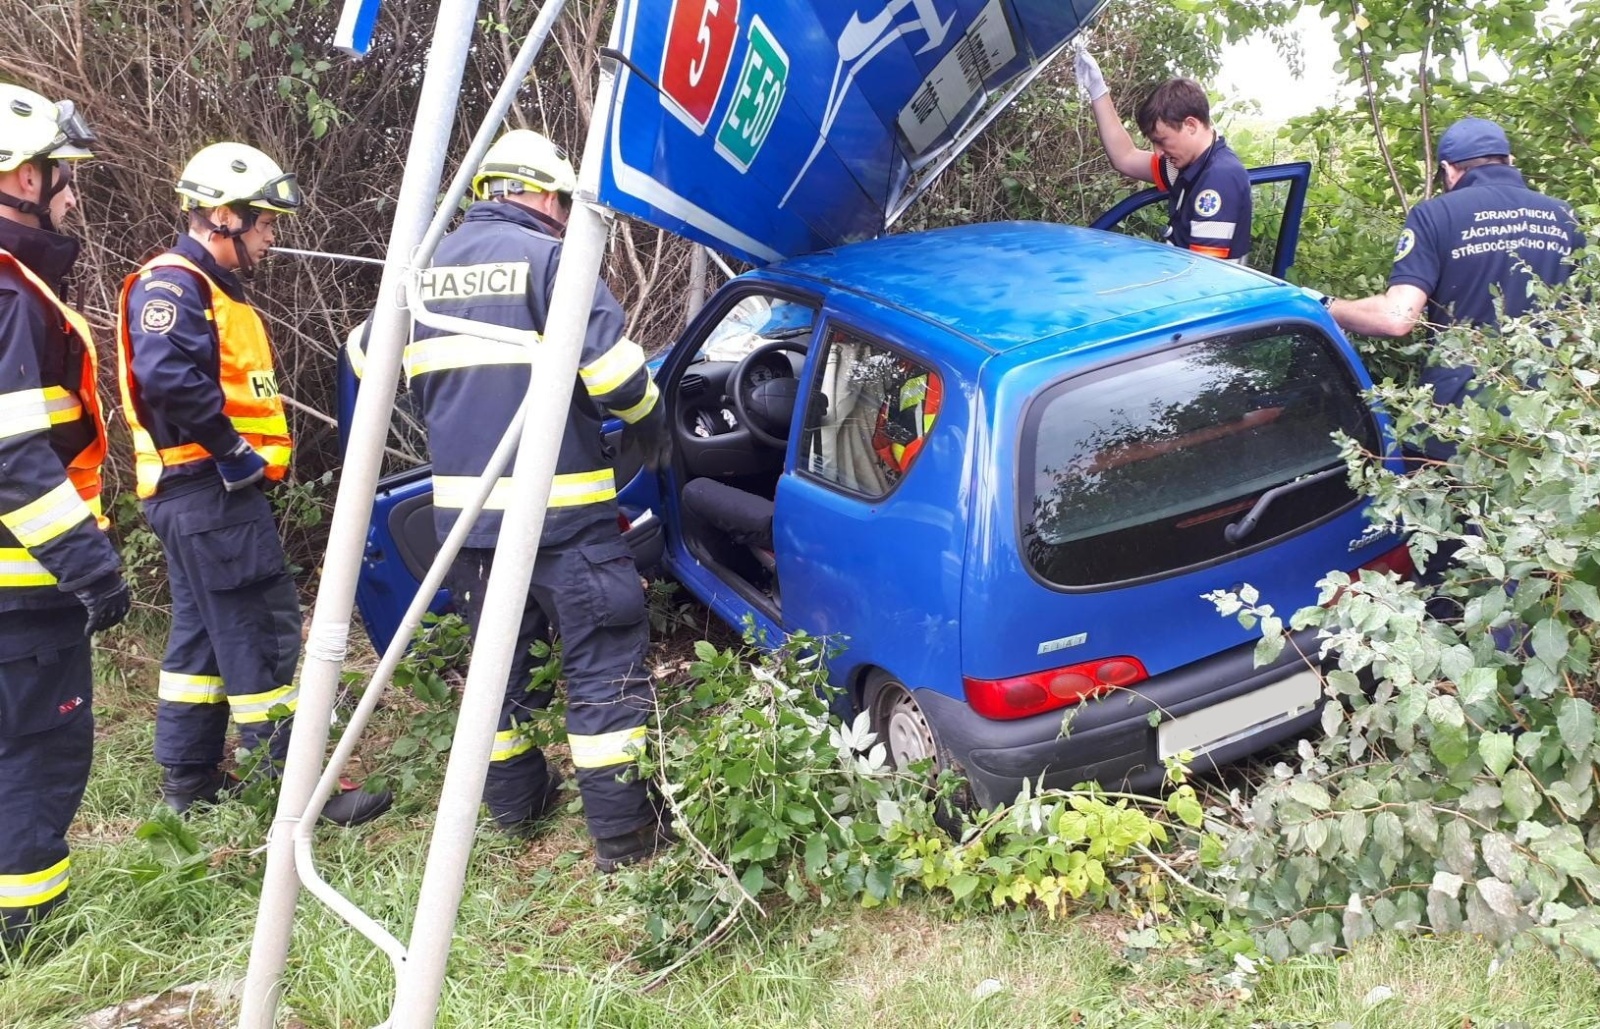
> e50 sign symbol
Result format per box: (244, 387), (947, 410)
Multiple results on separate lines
(660, 0), (740, 133)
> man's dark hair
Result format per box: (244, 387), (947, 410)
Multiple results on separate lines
(1447, 155), (1510, 173)
(1134, 78), (1212, 137)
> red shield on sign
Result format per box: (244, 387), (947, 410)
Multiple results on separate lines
(659, 0), (741, 132)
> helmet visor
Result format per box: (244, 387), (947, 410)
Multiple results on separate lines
(49, 100), (97, 160)
(250, 172), (303, 212)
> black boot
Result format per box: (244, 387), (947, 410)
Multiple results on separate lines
(491, 768), (567, 838)
(160, 765), (234, 815)
(594, 815), (677, 873)
(319, 782), (393, 828)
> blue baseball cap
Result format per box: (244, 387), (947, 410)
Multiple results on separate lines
(1438, 118), (1511, 163)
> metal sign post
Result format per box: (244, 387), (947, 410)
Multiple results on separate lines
(388, 22), (624, 1029)
(238, 0), (486, 1024)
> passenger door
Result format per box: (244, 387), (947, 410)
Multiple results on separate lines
(1089, 162), (1311, 280)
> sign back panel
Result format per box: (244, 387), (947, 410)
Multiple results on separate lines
(598, 0), (1108, 265)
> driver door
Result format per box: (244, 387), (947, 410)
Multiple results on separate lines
(1090, 162), (1312, 280)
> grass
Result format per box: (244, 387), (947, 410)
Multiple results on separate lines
(2, 614), (1598, 1028)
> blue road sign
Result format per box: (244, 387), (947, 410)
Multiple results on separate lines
(334, 0), (382, 57)
(598, 0), (1108, 265)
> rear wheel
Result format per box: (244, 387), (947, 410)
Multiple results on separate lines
(865, 671), (971, 828)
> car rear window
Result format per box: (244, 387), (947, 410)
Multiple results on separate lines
(1020, 325), (1379, 587)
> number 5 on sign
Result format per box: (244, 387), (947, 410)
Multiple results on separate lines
(660, 0), (741, 133)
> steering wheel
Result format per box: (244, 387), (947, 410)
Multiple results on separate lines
(730, 340), (808, 449)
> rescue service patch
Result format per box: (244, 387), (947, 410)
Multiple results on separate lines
(1394, 228), (1417, 261)
(416, 261), (530, 302)
(140, 298), (179, 333)
(1193, 189), (1223, 217)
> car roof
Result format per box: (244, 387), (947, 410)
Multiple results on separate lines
(767, 222), (1282, 354)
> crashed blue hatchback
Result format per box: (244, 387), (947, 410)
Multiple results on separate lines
(345, 172), (1408, 809)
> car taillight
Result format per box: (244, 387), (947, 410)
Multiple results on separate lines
(963, 656), (1149, 721)
(1357, 542), (1415, 580)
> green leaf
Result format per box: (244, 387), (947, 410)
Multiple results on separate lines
(693, 639), (718, 662)
(1479, 732), (1515, 777)
(390, 735), (419, 758)
(1556, 696), (1596, 755)
(1501, 769), (1541, 821)
(1286, 782), (1332, 811)
(804, 832), (828, 876)
(1456, 667), (1500, 708)
(739, 863), (767, 898)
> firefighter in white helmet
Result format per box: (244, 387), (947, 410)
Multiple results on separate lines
(116, 142), (389, 825)
(0, 84), (129, 942)
(353, 128), (671, 869)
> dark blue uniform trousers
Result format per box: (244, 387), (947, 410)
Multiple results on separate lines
(0, 613), (92, 941)
(143, 480), (299, 772)
(446, 519), (655, 840)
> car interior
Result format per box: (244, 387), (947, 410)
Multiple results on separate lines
(666, 291), (943, 615)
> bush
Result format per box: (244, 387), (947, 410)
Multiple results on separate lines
(1210, 244), (1600, 964)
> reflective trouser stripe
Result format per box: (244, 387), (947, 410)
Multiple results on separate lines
(0, 547), (56, 586)
(568, 726), (647, 769)
(433, 469), (617, 511)
(0, 857), (70, 909)
(580, 338), (647, 397)
(609, 378), (660, 424)
(158, 670), (227, 705)
(491, 728), (535, 762)
(229, 684), (299, 723)
(1, 479), (93, 548)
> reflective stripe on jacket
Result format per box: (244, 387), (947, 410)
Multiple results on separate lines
(117, 251), (292, 498)
(0, 248), (117, 608)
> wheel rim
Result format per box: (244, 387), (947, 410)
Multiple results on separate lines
(880, 686), (936, 770)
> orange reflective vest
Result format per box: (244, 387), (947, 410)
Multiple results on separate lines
(873, 371), (942, 473)
(116, 253), (292, 499)
(0, 250), (108, 524)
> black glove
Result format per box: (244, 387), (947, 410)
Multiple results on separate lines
(216, 438), (267, 492)
(623, 402), (672, 474)
(74, 572), (132, 636)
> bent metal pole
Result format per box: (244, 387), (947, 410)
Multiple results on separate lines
(388, 34), (623, 1029)
(237, 1), (484, 1025)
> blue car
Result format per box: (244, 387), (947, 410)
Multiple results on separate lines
(345, 166), (1409, 807)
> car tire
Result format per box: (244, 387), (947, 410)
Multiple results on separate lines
(864, 671), (971, 830)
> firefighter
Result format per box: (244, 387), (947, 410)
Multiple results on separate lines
(0, 85), (130, 942)
(359, 128), (671, 870)
(116, 142), (389, 826)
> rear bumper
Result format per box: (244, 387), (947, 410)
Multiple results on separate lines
(921, 629), (1324, 809)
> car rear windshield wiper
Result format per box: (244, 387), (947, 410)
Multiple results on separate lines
(1224, 466), (1346, 544)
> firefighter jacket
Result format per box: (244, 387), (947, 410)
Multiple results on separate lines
(353, 201), (660, 548)
(116, 236), (292, 499)
(0, 218), (119, 615)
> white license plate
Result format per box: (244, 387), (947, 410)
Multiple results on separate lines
(1157, 669), (1322, 760)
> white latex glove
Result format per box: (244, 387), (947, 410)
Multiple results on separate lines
(1073, 45), (1108, 102)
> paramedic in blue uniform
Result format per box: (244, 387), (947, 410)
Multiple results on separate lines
(1326, 117), (1583, 458)
(0, 86), (129, 942)
(357, 129), (672, 871)
(1074, 47), (1253, 262)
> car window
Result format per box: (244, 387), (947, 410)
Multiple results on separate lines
(801, 325), (942, 498)
(1021, 326), (1379, 587)
(697, 294), (815, 362)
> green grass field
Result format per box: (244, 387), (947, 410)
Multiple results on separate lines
(3, 619), (1598, 1028)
